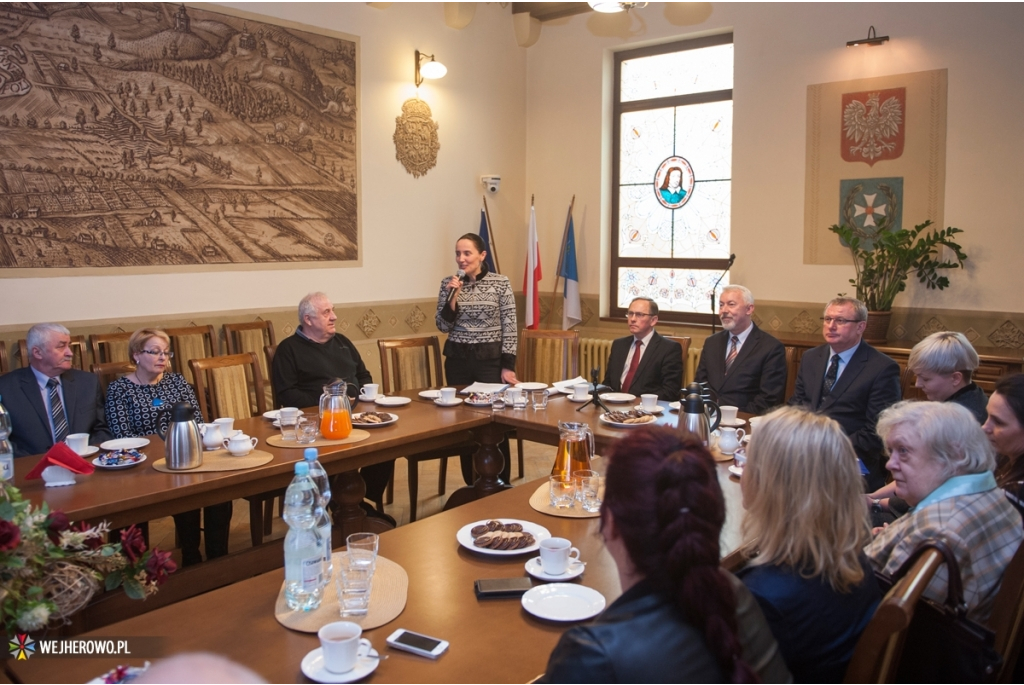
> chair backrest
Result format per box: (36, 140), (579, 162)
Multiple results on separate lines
(783, 346), (799, 402)
(843, 548), (945, 683)
(164, 325), (217, 385)
(664, 335), (692, 387)
(518, 329), (580, 385)
(189, 353), (267, 422)
(90, 332), (133, 366)
(264, 344), (278, 405)
(0, 340), (8, 375)
(224, 321), (276, 408)
(989, 539), (1024, 682)
(91, 360), (135, 397)
(19, 335), (87, 370)
(377, 336), (444, 394)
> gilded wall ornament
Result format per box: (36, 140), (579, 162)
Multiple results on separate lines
(393, 98), (439, 178)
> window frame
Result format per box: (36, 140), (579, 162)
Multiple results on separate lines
(609, 32), (734, 326)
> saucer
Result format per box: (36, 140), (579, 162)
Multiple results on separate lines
(568, 395), (591, 403)
(633, 404), (664, 414)
(418, 389), (441, 399)
(525, 556), (585, 581)
(359, 394), (384, 402)
(76, 445), (100, 457)
(719, 419), (746, 428)
(434, 397), (463, 407)
(300, 647), (379, 684)
(375, 396), (411, 407)
(668, 401), (681, 411)
(728, 464), (744, 478)
(100, 437), (149, 451)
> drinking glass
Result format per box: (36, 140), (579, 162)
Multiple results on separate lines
(573, 469), (602, 513)
(549, 475), (575, 509)
(296, 417), (318, 444)
(531, 390), (548, 411)
(513, 393), (528, 410)
(335, 552), (373, 617)
(278, 416), (298, 441)
(491, 392), (505, 412)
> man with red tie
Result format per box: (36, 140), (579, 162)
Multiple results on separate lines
(601, 297), (683, 402)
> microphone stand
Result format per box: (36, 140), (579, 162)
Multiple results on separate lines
(709, 253), (736, 336)
(577, 367), (612, 414)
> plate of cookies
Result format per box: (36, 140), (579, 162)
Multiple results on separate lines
(599, 410), (658, 428)
(351, 411), (398, 428)
(456, 518), (551, 556)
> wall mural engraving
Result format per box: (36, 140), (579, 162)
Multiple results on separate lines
(0, 3), (357, 272)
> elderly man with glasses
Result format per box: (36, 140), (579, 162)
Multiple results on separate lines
(789, 297), (901, 489)
(601, 297), (683, 401)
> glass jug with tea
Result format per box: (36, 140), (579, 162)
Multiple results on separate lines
(551, 421), (595, 479)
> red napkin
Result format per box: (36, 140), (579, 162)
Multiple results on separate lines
(25, 442), (96, 480)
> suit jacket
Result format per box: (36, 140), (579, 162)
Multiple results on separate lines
(0, 367), (111, 458)
(695, 324), (787, 414)
(602, 331), (682, 402)
(789, 341), (901, 483)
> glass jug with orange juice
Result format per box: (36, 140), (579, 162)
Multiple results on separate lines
(319, 380), (353, 440)
(551, 421), (594, 479)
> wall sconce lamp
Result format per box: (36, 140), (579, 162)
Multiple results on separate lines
(847, 26), (889, 47)
(415, 50), (447, 87)
(588, 1), (648, 12)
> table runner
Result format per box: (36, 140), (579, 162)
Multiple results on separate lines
(152, 448), (274, 473)
(266, 429), (371, 449)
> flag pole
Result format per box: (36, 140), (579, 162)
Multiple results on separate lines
(482, 195), (501, 274)
(546, 195), (575, 323)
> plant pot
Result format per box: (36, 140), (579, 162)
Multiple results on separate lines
(863, 311), (892, 346)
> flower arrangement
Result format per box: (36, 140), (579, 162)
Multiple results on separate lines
(0, 482), (176, 633)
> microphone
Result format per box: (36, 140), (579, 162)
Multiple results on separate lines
(447, 269), (467, 304)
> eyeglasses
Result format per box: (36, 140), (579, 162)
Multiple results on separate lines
(140, 349), (174, 358)
(820, 317), (862, 327)
(626, 311), (653, 319)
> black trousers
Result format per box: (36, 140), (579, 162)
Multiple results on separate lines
(444, 355), (512, 485)
(173, 501), (233, 566)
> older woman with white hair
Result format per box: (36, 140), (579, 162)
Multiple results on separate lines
(866, 401), (1023, 622)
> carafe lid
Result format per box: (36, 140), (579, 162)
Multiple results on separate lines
(169, 401), (194, 422)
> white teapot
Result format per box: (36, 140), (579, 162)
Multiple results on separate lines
(200, 423), (224, 451)
(717, 426), (746, 456)
(223, 433), (258, 456)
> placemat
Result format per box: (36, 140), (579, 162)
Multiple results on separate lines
(266, 429), (371, 449)
(274, 554), (408, 633)
(151, 449), (274, 473)
(528, 480), (604, 519)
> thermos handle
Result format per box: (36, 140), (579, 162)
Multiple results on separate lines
(705, 400), (721, 433)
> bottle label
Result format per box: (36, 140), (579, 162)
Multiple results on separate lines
(0, 455), (12, 481)
(301, 555), (322, 590)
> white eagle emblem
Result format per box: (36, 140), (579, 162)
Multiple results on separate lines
(843, 92), (903, 161)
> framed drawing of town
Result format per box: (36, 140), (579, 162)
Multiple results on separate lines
(0, 3), (359, 275)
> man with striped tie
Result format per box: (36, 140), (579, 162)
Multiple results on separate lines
(695, 285), (787, 415)
(789, 297), (901, 490)
(0, 323), (110, 458)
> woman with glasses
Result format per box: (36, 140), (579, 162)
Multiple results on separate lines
(104, 327), (231, 566)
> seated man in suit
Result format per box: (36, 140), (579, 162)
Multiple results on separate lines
(601, 297), (682, 402)
(789, 297), (901, 490)
(272, 291), (395, 525)
(0, 323), (110, 458)
(695, 285), (787, 414)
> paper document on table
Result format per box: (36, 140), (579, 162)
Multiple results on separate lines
(551, 376), (588, 392)
(461, 382), (509, 395)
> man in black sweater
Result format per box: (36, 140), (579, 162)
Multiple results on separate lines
(272, 292), (394, 524)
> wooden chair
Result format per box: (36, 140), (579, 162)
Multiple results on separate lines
(989, 540), (1024, 682)
(20, 335), (87, 370)
(165, 325), (217, 385)
(843, 548), (946, 683)
(664, 335), (692, 387)
(783, 346), (800, 402)
(224, 321), (277, 409)
(0, 340), (8, 375)
(90, 332), (133, 366)
(264, 344), (278, 404)
(189, 353), (273, 546)
(378, 336), (473, 522)
(91, 360), (135, 397)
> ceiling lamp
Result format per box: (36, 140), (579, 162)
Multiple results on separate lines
(588, 2), (648, 13)
(847, 26), (890, 47)
(415, 50), (447, 87)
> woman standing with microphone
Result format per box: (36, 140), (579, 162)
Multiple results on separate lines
(436, 233), (519, 484)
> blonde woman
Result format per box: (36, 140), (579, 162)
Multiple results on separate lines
(737, 406), (880, 683)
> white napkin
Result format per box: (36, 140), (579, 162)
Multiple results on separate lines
(460, 382), (509, 395)
(551, 376), (588, 391)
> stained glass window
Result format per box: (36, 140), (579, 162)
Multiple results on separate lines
(611, 34), (734, 324)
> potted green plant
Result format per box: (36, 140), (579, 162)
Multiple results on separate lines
(828, 219), (967, 344)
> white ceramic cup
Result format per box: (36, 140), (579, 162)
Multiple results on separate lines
(279, 407), (299, 422)
(360, 384), (379, 399)
(539, 537), (581, 575)
(640, 394), (659, 412)
(720, 405), (739, 424)
(717, 427), (745, 455)
(573, 383), (590, 400)
(65, 433), (89, 454)
(733, 448), (748, 468)
(318, 621), (373, 674)
(214, 417), (235, 435)
(223, 434), (258, 456)
(439, 387), (456, 403)
(747, 416), (763, 434)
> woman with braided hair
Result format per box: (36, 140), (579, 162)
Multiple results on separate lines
(542, 426), (790, 683)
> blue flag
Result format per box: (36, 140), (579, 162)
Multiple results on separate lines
(560, 215), (581, 329)
(479, 209), (497, 273)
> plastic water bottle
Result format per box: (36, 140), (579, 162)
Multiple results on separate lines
(283, 461), (324, 611)
(304, 448), (333, 585)
(0, 395), (12, 481)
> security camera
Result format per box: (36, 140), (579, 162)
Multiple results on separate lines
(481, 175), (501, 194)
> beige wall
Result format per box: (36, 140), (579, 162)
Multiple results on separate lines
(0, 2), (527, 326)
(524, 2), (1024, 315)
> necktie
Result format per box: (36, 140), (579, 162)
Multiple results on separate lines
(47, 378), (70, 444)
(821, 354), (841, 399)
(621, 339), (642, 394)
(725, 335), (740, 373)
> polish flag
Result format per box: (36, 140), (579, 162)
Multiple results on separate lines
(523, 205), (542, 329)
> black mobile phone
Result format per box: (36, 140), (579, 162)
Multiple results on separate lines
(474, 577), (534, 598)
